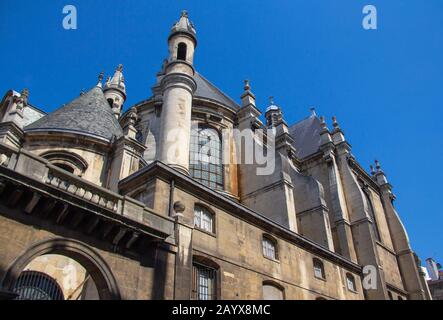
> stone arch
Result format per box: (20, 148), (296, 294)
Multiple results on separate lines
(1, 238), (121, 300)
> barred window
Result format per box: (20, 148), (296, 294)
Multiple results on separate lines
(313, 258), (326, 280)
(192, 263), (216, 300)
(346, 273), (356, 292)
(262, 235), (278, 260)
(189, 126), (223, 190)
(194, 205), (214, 233)
(13, 271), (64, 300)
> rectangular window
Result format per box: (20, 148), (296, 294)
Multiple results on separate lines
(262, 238), (277, 260)
(192, 264), (216, 300)
(194, 206), (214, 233)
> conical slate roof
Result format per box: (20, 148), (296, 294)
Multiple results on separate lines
(193, 72), (239, 110)
(25, 87), (123, 141)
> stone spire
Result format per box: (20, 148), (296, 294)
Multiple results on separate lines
(331, 116), (346, 144)
(374, 159), (389, 186)
(319, 116), (333, 147)
(103, 64), (126, 118)
(104, 64), (126, 97)
(169, 10), (197, 44)
(240, 79), (256, 108)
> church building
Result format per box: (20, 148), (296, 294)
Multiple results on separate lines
(0, 11), (430, 300)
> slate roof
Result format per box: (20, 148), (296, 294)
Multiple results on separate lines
(25, 87), (123, 141)
(289, 115), (323, 159)
(193, 72), (239, 110)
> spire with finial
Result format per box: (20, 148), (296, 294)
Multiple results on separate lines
(373, 159), (390, 186)
(244, 79), (251, 91)
(319, 115), (333, 147)
(170, 10), (197, 42)
(330, 116), (346, 144)
(103, 64), (127, 118)
(375, 159), (381, 172)
(320, 116), (328, 132)
(310, 107), (317, 117)
(370, 164), (376, 176)
(266, 96), (280, 112)
(96, 71), (104, 88)
(240, 79), (256, 108)
(265, 96), (284, 127)
(332, 116), (340, 131)
(104, 64), (126, 97)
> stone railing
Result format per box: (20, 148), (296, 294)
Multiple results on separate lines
(46, 164), (121, 213)
(0, 141), (174, 237)
(0, 143), (18, 168)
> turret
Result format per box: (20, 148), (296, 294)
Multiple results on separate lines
(157, 11), (197, 174)
(265, 97), (284, 128)
(103, 64), (126, 118)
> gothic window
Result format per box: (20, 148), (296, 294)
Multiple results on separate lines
(194, 205), (214, 233)
(313, 258), (326, 280)
(262, 235), (278, 260)
(13, 271), (64, 300)
(192, 263), (216, 300)
(189, 126), (223, 190)
(346, 273), (356, 292)
(262, 281), (284, 300)
(177, 42), (187, 61)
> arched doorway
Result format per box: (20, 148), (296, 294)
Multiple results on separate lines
(1, 238), (121, 300)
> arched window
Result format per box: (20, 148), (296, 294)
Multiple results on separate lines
(313, 258), (326, 280)
(13, 271), (64, 300)
(107, 98), (114, 108)
(346, 273), (356, 292)
(189, 126), (223, 190)
(192, 256), (219, 300)
(177, 42), (187, 61)
(262, 235), (278, 260)
(41, 151), (88, 176)
(262, 281), (284, 300)
(194, 205), (215, 233)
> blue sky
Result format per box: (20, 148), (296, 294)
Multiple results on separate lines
(1, 0), (442, 266)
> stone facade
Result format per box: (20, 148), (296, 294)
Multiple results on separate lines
(0, 11), (429, 300)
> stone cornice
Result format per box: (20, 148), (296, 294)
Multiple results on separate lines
(120, 161), (363, 274)
(160, 72), (197, 95)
